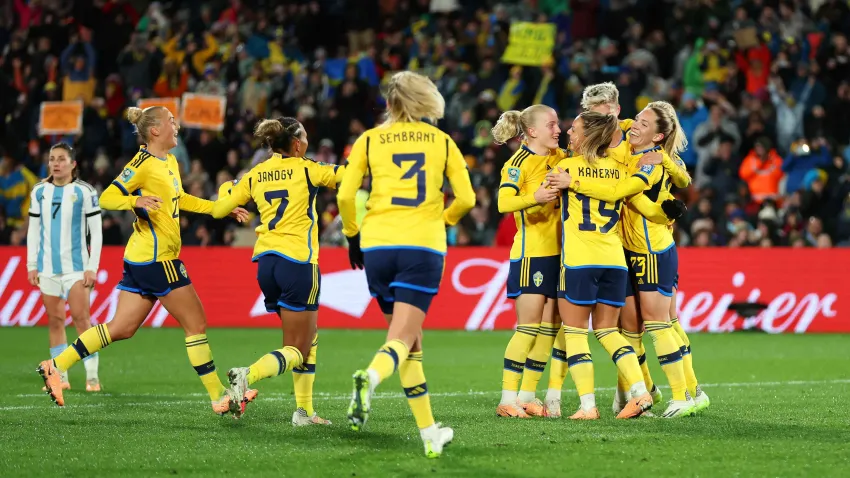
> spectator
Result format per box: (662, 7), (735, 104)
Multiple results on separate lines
(0, 149), (38, 228)
(782, 138), (831, 194)
(703, 138), (741, 211)
(693, 104), (741, 185)
(740, 137), (784, 204)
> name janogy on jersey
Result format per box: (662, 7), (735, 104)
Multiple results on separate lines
(256, 169), (294, 183)
(378, 131), (437, 144)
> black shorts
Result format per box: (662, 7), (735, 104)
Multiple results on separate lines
(506, 255), (560, 299)
(364, 247), (444, 315)
(625, 246), (679, 297)
(118, 259), (191, 297)
(257, 254), (320, 312)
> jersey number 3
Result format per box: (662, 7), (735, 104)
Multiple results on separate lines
(391, 153), (426, 207)
(264, 189), (289, 230)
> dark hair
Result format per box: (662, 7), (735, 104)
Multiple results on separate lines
(46, 142), (77, 182)
(254, 117), (303, 155)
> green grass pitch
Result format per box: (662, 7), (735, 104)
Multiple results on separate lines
(1, 328), (848, 477)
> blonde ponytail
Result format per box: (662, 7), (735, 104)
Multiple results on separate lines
(646, 101), (689, 161)
(575, 111), (619, 166)
(491, 104), (554, 145)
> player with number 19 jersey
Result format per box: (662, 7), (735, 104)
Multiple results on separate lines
(557, 153), (634, 306)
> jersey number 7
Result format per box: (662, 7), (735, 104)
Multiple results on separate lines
(390, 153), (426, 207)
(264, 189), (289, 230)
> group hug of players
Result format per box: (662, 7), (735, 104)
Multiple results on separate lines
(29, 71), (706, 458)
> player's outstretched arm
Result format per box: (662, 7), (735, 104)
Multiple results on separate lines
(628, 194), (671, 225)
(338, 136), (368, 237)
(443, 138), (475, 225)
(573, 175), (649, 203)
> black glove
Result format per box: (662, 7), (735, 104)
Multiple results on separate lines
(661, 199), (687, 220)
(346, 233), (365, 270)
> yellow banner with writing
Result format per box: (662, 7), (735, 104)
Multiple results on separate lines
(501, 22), (556, 67)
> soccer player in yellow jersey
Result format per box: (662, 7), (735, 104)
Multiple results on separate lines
(37, 106), (251, 415)
(338, 71), (475, 458)
(580, 83), (669, 412)
(621, 101), (709, 416)
(489, 105), (564, 419)
(211, 117), (340, 425)
(546, 111), (667, 420)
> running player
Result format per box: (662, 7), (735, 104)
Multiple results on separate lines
(213, 116), (339, 426)
(490, 105), (563, 419)
(27, 143), (103, 392)
(37, 106), (250, 415)
(339, 71), (475, 457)
(626, 101), (709, 415)
(546, 111), (654, 420)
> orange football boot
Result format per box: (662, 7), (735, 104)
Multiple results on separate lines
(520, 398), (546, 417)
(496, 403), (530, 418)
(616, 392), (653, 419)
(37, 360), (65, 407)
(569, 407), (600, 420)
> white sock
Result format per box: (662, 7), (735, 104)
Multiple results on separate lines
(500, 390), (518, 405)
(517, 390), (536, 404)
(579, 393), (596, 412)
(545, 388), (561, 402)
(420, 423), (438, 437)
(83, 352), (99, 380)
(629, 381), (648, 398)
(60, 371), (69, 383)
(366, 368), (381, 394)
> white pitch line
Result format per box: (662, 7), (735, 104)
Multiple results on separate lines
(7, 378), (849, 411)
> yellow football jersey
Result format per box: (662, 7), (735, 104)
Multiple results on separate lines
(102, 147), (212, 264)
(215, 154), (343, 264)
(621, 149), (676, 254)
(557, 154), (630, 269)
(338, 121), (475, 254)
(498, 145), (561, 260)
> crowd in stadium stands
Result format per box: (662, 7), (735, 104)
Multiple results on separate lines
(1, 0), (849, 249)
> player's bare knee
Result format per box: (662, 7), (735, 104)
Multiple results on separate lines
(47, 313), (65, 331)
(107, 323), (136, 341)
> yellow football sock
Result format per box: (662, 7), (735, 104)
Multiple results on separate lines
(185, 334), (227, 401)
(293, 334), (318, 415)
(644, 321), (687, 401)
(547, 325), (569, 391)
(672, 317), (699, 396)
(621, 330), (655, 391)
(399, 351), (435, 429)
(367, 339), (410, 385)
(564, 326), (594, 397)
(247, 345), (304, 385)
(519, 322), (557, 400)
(593, 328), (644, 391)
(502, 324), (540, 396)
(54, 324), (111, 372)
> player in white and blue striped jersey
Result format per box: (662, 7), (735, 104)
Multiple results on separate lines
(26, 143), (104, 392)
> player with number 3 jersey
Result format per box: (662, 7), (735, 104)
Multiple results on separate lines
(338, 71), (475, 458)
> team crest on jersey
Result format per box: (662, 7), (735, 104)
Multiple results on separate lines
(70, 193), (78, 203)
(507, 167), (520, 182)
(533, 271), (543, 287)
(179, 263), (188, 278)
(120, 168), (135, 183)
(639, 164), (655, 174)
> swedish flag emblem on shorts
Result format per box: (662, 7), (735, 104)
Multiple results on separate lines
(533, 271), (543, 287)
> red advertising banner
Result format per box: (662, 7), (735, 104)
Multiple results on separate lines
(0, 247), (846, 333)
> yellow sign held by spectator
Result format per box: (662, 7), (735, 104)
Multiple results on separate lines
(501, 22), (556, 67)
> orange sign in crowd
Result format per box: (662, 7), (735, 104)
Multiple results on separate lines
(180, 94), (227, 131)
(38, 101), (84, 136)
(137, 97), (181, 122)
